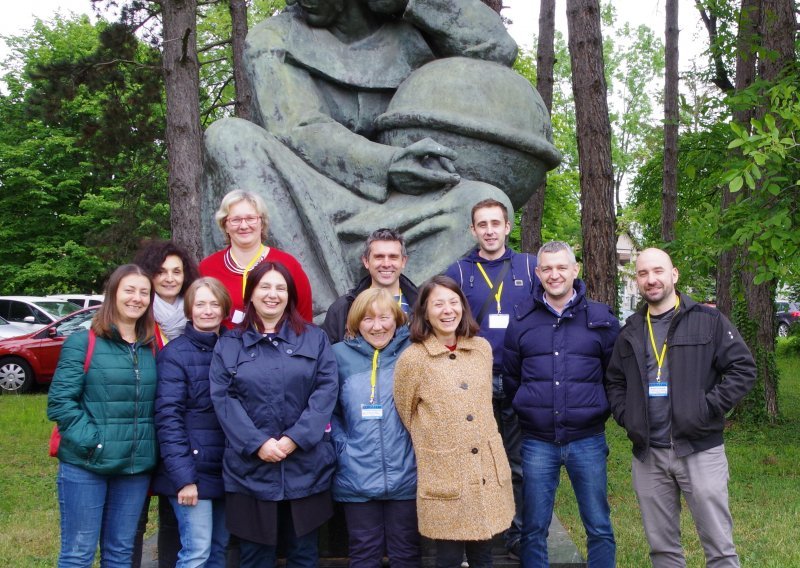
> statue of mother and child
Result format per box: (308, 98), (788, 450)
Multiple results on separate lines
(201, 0), (561, 316)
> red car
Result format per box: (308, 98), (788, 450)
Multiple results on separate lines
(0, 306), (99, 393)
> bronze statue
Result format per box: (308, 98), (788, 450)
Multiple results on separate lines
(202, 0), (560, 315)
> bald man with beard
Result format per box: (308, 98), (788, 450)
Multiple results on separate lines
(605, 248), (756, 568)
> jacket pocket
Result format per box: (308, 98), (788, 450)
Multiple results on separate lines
(416, 446), (462, 500)
(85, 437), (106, 466)
(673, 389), (714, 438)
(488, 437), (512, 487)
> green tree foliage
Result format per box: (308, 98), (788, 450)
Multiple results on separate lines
(0, 15), (168, 294)
(722, 74), (800, 286)
(510, 44), (581, 252)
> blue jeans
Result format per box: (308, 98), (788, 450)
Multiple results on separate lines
(520, 433), (615, 568)
(57, 462), (151, 568)
(170, 497), (229, 568)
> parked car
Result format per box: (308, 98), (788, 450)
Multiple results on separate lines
(0, 316), (29, 339)
(0, 306), (99, 393)
(776, 301), (800, 337)
(0, 296), (81, 333)
(47, 294), (104, 309)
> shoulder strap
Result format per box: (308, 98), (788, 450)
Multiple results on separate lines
(83, 329), (96, 374)
(456, 261), (464, 288)
(526, 253), (533, 288)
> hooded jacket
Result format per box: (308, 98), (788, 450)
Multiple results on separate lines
(331, 326), (416, 502)
(605, 292), (756, 461)
(444, 247), (536, 373)
(502, 279), (619, 443)
(153, 323), (226, 499)
(209, 323), (338, 500)
(47, 328), (158, 475)
(321, 274), (418, 344)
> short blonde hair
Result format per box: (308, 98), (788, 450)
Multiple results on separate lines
(214, 189), (270, 245)
(345, 288), (407, 339)
(183, 277), (233, 321)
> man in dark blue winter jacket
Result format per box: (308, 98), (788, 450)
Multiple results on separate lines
(503, 241), (619, 568)
(444, 198), (537, 558)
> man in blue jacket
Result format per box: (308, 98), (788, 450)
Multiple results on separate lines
(606, 248), (755, 567)
(444, 198), (537, 558)
(503, 241), (619, 567)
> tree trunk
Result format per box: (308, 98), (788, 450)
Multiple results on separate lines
(480, 0), (503, 14)
(229, 0), (257, 122)
(566, 0), (617, 306)
(521, 0), (556, 254)
(745, 0), (794, 420)
(716, 0), (759, 318)
(160, 0), (204, 260)
(661, 0), (678, 243)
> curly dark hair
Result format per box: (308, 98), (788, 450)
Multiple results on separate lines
(132, 239), (200, 298)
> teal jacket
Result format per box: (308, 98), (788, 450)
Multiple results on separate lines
(47, 328), (158, 475)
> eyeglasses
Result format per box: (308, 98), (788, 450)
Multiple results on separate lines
(227, 215), (261, 227)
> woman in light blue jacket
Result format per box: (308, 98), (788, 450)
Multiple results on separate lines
(331, 288), (419, 568)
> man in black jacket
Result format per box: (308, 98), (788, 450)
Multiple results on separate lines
(321, 228), (418, 344)
(606, 248), (755, 568)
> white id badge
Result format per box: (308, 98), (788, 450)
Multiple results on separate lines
(648, 382), (668, 397)
(231, 310), (245, 324)
(361, 404), (383, 420)
(489, 313), (510, 329)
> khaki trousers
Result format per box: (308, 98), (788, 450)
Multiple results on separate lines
(632, 445), (739, 568)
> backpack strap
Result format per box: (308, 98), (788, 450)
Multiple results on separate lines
(526, 253), (533, 288)
(83, 329), (96, 374)
(456, 261), (464, 288)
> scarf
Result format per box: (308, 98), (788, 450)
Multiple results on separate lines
(153, 295), (186, 342)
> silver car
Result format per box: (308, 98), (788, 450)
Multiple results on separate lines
(0, 296), (81, 333)
(0, 315), (28, 339)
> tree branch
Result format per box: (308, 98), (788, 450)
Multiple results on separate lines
(198, 38), (231, 54)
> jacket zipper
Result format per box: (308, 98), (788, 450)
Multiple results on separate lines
(131, 343), (140, 474)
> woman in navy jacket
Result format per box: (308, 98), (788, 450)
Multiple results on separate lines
(154, 277), (232, 568)
(331, 288), (418, 567)
(210, 261), (338, 568)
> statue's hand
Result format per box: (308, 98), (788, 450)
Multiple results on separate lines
(388, 138), (461, 194)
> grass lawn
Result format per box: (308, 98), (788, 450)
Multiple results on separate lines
(554, 355), (800, 566)
(1, 356), (799, 566)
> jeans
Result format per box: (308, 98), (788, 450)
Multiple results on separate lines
(57, 462), (151, 568)
(170, 497), (229, 568)
(435, 539), (494, 568)
(632, 445), (739, 568)
(343, 500), (420, 568)
(492, 374), (523, 549)
(520, 433), (615, 568)
(131, 495), (181, 568)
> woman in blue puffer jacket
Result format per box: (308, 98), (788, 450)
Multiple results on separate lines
(153, 277), (232, 568)
(331, 288), (419, 568)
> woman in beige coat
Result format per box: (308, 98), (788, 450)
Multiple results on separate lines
(394, 275), (514, 568)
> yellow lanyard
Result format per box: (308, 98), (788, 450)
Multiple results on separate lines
(396, 293), (403, 309)
(240, 244), (266, 300)
(369, 348), (379, 404)
(646, 296), (680, 382)
(476, 263), (504, 314)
